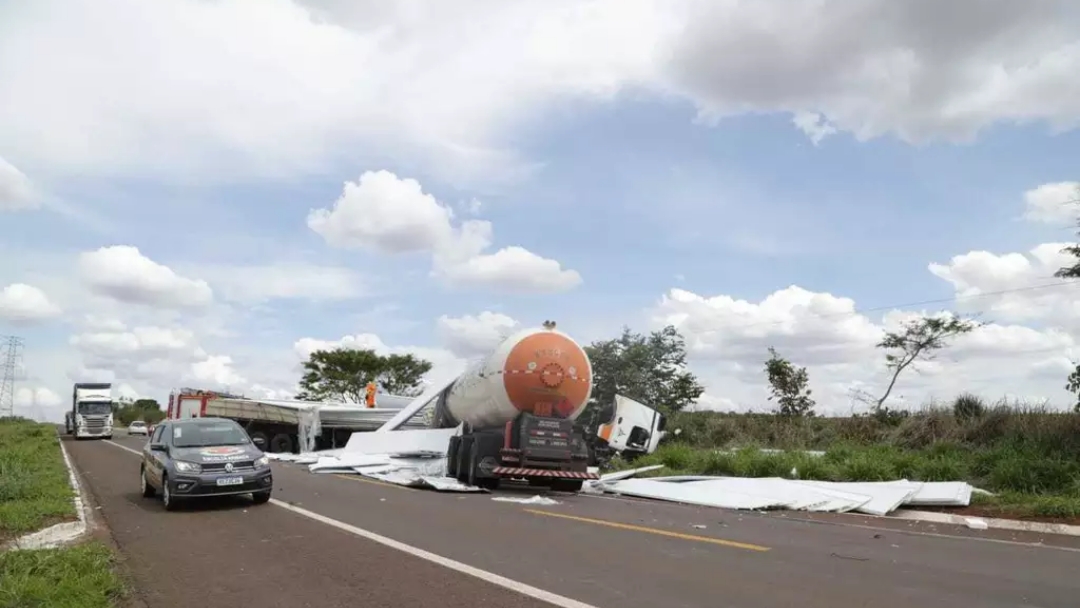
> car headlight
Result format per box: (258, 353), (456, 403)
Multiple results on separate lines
(174, 460), (202, 473)
(254, 455), (270, 468)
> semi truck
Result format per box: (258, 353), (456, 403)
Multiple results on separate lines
(70, 382), (114, 439)
(410, 322), (663, 492)
(165, 389), (422, 453)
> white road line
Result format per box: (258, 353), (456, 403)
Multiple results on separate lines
(100, 439), (599, 608)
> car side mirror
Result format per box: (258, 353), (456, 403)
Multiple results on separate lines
(149, 443), (167, 452)
(252, 437), (266, 449)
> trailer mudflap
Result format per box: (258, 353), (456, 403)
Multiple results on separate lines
(491, 467), (599, 480)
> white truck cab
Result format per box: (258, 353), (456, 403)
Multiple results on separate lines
(72, 382), (114, 439)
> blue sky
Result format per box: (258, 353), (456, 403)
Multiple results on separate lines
(1, 0), (1079, 420)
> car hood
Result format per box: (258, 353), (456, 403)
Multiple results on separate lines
(172, 445), (262, 463)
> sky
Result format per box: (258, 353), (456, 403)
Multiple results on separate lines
(1, 0), (1080, 422)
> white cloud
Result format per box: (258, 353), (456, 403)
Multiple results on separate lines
(0, 157), (38, 211)
(1023, 181), (1079, 225)
(928, 243), (1080, 327)
(308, 170), (456, 254)
(67, 318), (245, 398)
(3, 0), (1077, 183)
(13, 386), (64, 421)
(436, 311), (520, 357)
(654, 216), (1080, 414)
(0, 283), (63, 323)
(653, 283), (1080, 414)
(662, 0), (1080, 144)
(310, 170), (582, 293)
(78, 246), (214, 309)
(188, 262), (371, 303)
(191, 355), (246, 388)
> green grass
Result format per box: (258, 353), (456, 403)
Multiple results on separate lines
(0, 541), (124, 608)
(622, 440), (1080, 493)
(0, 419), (76, 541)
(0, 419), (125, 607)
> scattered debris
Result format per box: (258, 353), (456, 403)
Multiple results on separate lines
(691, 524), (707, 529)
(491, 495), (561, 506)
(830, 552), (869, 562)
(965, 517), (989, 530)
(589, 470), (975, 516)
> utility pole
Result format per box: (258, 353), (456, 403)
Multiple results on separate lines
(0, 335), (25, 419)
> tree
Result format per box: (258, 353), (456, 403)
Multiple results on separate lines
(1053, 184), (1080, 278)
(874, 314), (978, 410)
(113, 398), (165, 425)
(296, 348), (433, 403)
(763, 347), (816, 417)
(584, 325), (704, 428)
(1066, 363), (1080, 414)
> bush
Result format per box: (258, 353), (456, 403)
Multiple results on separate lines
(952, 393), (986, 419)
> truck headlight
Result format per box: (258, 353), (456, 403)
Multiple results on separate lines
(174, 461), (202, 473)
(254, 455), (270, 468)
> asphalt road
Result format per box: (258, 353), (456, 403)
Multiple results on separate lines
(67, 434), (1080, 608)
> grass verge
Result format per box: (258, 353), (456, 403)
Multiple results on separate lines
(0, 541), (124, 608)
(0, 418), (76, 542)
(1, 418), (127, 606)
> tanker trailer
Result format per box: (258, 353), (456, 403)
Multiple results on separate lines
(438, 322), (598, 491)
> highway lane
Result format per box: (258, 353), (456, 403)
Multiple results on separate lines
(98, 434), (1080, 608)
(64, 435), (561, 608)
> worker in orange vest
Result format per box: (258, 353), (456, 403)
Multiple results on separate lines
(365, 382), (377, 408)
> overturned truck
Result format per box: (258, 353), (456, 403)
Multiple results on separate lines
(380, 323), (666, 492)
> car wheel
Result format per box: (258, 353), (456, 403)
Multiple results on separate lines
(252, 491), (272, 505)
(162, 476), (180, 511)
(140, 467), (156, 498)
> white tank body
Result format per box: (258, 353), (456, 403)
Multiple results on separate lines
(441, 326), (593, 429)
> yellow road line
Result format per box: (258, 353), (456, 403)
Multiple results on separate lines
(524, 509), (771, 552)
(335, 474), (413, 491)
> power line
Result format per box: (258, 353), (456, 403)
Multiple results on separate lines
(0, 335), (24, 419)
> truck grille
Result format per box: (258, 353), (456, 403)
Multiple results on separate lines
(83, 417), (108, 430)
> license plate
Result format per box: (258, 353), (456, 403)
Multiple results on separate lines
(216, 477), (243, 487)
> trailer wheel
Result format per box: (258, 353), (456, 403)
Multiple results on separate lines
(248, 431), (269, 449)
(467, 441), (500, 491)
(446, 436), (460, 478)
(455, 436), (474, 484)
(269, 433), (294, 454)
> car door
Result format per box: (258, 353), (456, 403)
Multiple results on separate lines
(146, 424), (168, 487)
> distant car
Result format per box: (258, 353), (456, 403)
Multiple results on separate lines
(140, 417), (272, 511)
(128, 421), (149, 435)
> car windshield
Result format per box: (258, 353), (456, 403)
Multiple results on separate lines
(171, 421), (250, 448)
(131, 421), (145, 427)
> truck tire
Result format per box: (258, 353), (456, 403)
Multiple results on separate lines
(446, 436), (460, 478)
(248, 431), (269, 449)
(269, 433), (294, 454)
(455, 436), (474, 484)
(468, 434), (501, 491)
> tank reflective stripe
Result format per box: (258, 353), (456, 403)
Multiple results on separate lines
(491, 467), (599, 480)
